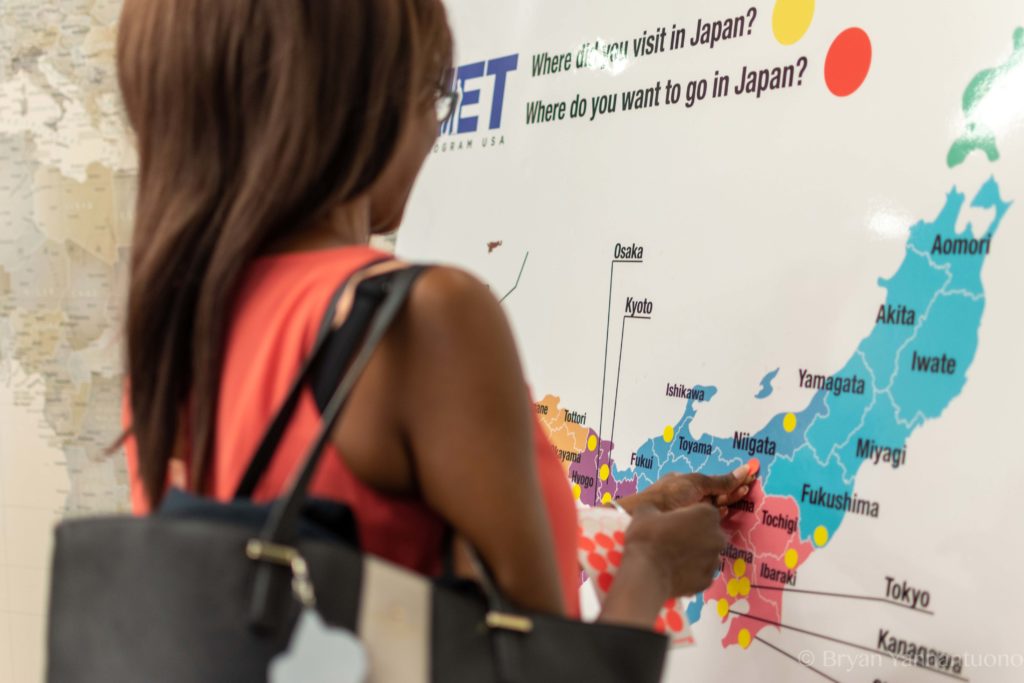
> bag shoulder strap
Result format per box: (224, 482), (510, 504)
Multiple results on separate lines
(308, 302), (377, 414)
(258, 265), (425, 540)
(233, 257), (398, 500)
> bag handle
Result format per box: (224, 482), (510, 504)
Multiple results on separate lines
(233, 256), (391, 500)
(247, 265), (426, 630)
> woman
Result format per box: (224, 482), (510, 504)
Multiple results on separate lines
(116, 0), (753, 632)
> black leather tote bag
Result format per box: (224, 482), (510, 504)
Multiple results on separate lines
(46, 263), (668, 682)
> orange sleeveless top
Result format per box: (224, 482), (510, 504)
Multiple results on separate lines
(123, 245), (580, 617)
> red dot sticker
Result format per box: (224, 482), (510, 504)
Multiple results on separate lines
(579, 536), (595, 553)
(606, 549), (622, 567)
(595, 533), (615, 550)
(654, 616), (666, 633)
(824, 28), (872, 97)
(747, 457), (761, 478)
(613, 531), (626, 546)
(597, 572), (614, 592)
(587, 552), (608, 572)
(666, 610), (684, 632)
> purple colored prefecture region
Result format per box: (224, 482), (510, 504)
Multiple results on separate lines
(568, 432), (638, 507)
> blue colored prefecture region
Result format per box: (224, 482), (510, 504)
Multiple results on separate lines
(685, 593), (704, 624)
(890, 292), (984, 422)
(755, 368), (779, 399)
(622, 177), (1010, 545)
(859, 250), (949, 387)
(906, 181), (1010, 295)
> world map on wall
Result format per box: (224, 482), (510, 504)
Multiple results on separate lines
(0, 2), (135, 680)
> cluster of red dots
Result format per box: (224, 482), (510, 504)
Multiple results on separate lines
(579, 528), (626, 593)
(654, 600), (685, 634)
(580, 524), (688, 636)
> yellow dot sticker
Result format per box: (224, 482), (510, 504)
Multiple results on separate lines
(662, 425), (674, 443)
(601, 492), (612, 505)
(572, 483), (582, 500)
(727, 579), (740, 597)
(738, 628), (752, 649)
(813, 525), (829, 547)
(599, 464), (610, 481)
(587, 434), (598, 451)
(717, 599), (730, 618)
(733, 558), (747, 578)
(772, 0), (815, 46)
(783, 412), (797, 433)
(739, 577), (751, 596)
(784, 548), (799, 569)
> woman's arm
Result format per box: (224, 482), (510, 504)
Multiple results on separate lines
(399, 267), (566, 615)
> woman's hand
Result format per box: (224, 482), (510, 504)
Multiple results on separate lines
(617, 464), (756, 517)
(598, 503), (727, 628)
(624, 503), (726, 596)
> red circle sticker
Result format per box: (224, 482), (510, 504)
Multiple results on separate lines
(825, 28), (872, 96)
(665, 609), (684, 632)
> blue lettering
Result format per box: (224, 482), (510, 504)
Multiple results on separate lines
(485, 54), (518, 130)
(456, 61), (485, 134)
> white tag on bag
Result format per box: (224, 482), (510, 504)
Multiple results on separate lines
(357, 556), (432, 683)
(270, 608), (369, 683)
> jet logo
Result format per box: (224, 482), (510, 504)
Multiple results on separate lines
(441, 54), (519, 136)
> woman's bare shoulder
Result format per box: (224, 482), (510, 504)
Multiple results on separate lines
(403, 265), (517, 360)
(408, 265), (500, 321)
(394, 263), (529, 433)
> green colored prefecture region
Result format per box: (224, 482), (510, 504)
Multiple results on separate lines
(948, 27), (1024, 168)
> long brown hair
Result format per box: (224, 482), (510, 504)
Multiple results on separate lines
(116, 0), (452, 505)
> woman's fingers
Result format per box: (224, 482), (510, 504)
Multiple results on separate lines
(700, 465), (749, 496)
(707, 460), (762, 507)
(714, 485), (750, 507)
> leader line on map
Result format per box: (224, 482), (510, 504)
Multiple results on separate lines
(498, 252), (529, 303)
(597, 243), (646, 448)
(747, 575), (936, 616)
(729, 610), (969, 682)
(609, 305), (653, 444)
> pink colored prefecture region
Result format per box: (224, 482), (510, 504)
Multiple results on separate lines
(704, 483), (816, 648)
